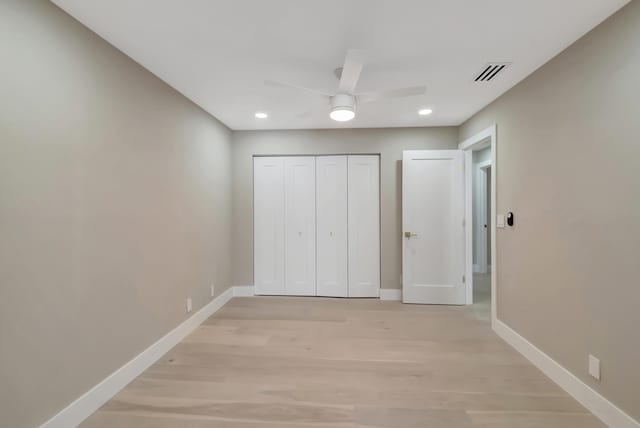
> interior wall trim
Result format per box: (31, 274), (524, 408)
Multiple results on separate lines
(40, 286), (238, 428)
(233, 285), (255, 297)
(379, 289), (402, 301)
(494, 319), (640, 428)
(236, 284), (398, 301)
(458, 124), (497, 316)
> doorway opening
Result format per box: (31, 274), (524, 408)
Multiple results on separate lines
(472, 151), (492, 319)
(459, 125), (497, 326)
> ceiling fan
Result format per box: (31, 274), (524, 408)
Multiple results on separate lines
(265, 50), (426, 122)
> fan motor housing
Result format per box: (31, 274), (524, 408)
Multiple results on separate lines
(330, 93), (356, 110)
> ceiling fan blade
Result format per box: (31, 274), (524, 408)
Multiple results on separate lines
(264, 80), (332, 98)
(338, 49), (366, 94)
(357, 85), (426, 103)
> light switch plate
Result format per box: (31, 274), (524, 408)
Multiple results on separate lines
(210, 284), (215, 297)
(497, 214), (505, 228)
(589, 355), (600, 380)
(186, 297), (193, 313)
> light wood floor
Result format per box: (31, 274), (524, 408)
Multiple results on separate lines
(81, 275), (604, 427)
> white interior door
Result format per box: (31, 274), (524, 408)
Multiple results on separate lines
(284, 157), (316, 295)
(253, 157), (285, 295)
(316, 156), (348, 297)
(402, 150), (466, 304)
(348, 155), (380, 297)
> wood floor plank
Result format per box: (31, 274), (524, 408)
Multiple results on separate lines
(467, 410), (607, 428)
(80, 274), (604, 428)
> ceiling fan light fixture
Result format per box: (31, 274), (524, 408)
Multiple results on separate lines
(267, 51), (426, 125)
(329, 93), (356, 122)
(330, 106), (355, 122)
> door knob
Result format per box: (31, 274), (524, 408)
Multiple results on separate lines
(404, 231), (417, 239)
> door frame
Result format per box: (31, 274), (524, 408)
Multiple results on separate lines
(459, 125), (497, 326)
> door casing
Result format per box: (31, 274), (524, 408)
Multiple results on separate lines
(459, 125), (497, 326)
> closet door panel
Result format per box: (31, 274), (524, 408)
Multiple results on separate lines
(348, 155), (380, 297)
(316, 156), (348, 297)
(253, 157), (285, 295)
(284, 157), (316, 295)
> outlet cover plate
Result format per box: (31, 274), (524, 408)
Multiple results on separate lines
(588, 355), (600, 380)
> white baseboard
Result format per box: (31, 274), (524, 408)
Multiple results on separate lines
(494, 319), (639, 428)
(233, 285), (255, 297)
(379, 288), (402, 301)
(40, 286), (236, 428)
(234, 285), (399, 300)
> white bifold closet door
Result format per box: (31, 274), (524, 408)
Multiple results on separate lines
(284, 157), (316, 295)
(254, 155), (379, 297)
(347, 155), (380, 297)
(253, 157), (286, 294)
(254, 156), (315, 295)
(316, 156), (348, 297)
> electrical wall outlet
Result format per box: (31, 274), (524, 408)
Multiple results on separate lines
(588, 355), (600, 380)
(210, 284), (215, 297)
(186, 297), (192, 313)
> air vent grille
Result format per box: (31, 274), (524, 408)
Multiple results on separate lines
(474, 62), (511, 82)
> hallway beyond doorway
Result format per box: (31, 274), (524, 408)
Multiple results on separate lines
(473, 273), (491, 323)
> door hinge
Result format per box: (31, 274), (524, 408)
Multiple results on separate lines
(462, 275), (466, 283)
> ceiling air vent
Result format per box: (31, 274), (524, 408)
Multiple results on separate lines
(474, 62), (511, 82)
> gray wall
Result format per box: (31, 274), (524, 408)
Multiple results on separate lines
(4, 0), (640, 425)
(232, 128), (458, 289)
(459, 0), (640, 420)
(0, 1), (233, 427)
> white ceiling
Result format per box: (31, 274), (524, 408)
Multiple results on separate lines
(51, 0), (629, 130)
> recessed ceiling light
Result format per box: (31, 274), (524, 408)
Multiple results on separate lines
(418, 108), (433, 116)
(255, 112), (268, 119)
